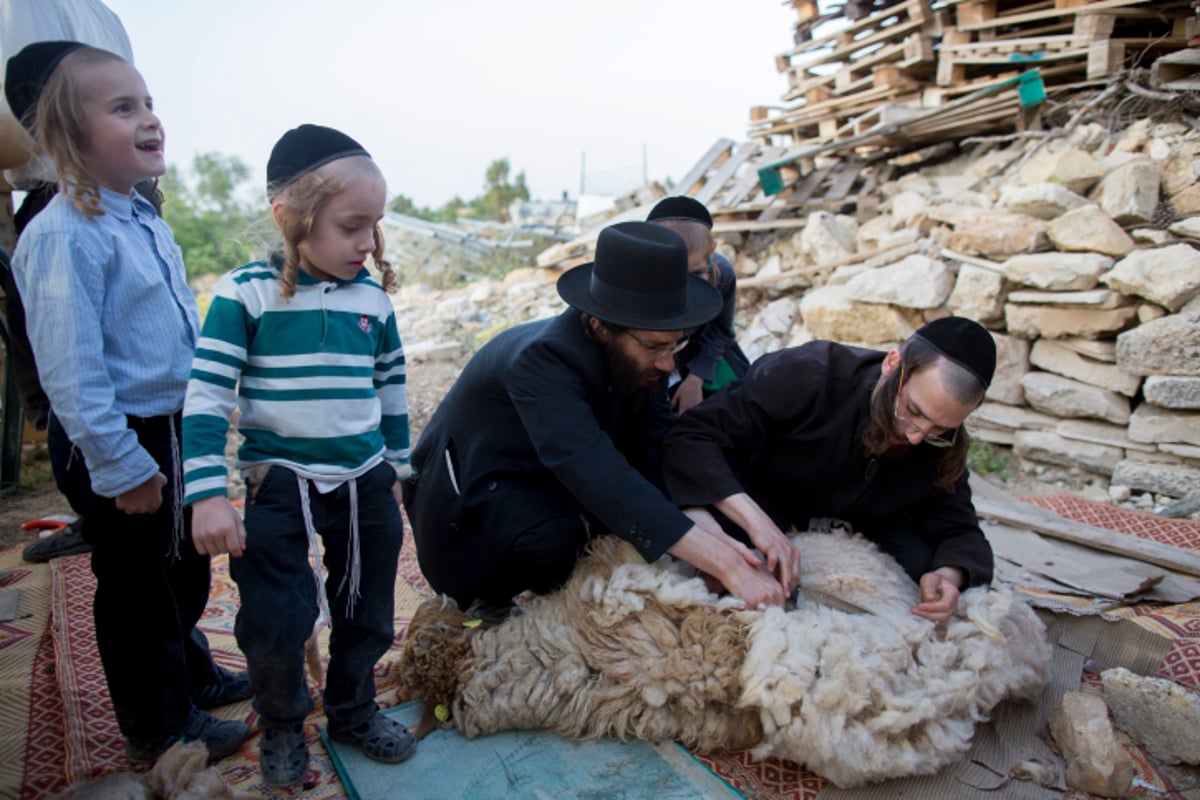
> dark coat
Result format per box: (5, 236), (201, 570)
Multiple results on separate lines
(662, 340), (994, 587)
(677, 253), (749, 384)
(403, 310), (694, 603)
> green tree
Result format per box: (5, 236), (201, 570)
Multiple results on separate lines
(161, 152), (263, 278)
(466, 158), (530, 222)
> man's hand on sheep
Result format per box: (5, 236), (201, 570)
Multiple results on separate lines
(911, 567), (964, 623)
(711, 493), (802, 596)
(671, 509), (788, 609)
(191, 495), (248, 557)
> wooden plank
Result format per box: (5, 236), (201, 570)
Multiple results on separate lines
(694, 141), (760, 207)
(718, 146), (784, 209)
(823, 162), (865, 201)
(970, 490), (1200, 579)
(674, 139), (734, 198)
(956, 0), (1156, 33)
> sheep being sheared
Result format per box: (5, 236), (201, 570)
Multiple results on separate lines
(399, 530), (1052, 787)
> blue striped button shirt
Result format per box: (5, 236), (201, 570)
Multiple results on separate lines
(13, 186), (200, 497)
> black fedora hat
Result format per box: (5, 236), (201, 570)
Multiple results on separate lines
(557, 221), (722, 331)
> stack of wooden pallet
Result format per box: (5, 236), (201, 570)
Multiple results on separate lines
(753, 0), (1195, 148)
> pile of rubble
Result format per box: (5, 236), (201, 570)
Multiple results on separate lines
(724, 115), (1199, 511)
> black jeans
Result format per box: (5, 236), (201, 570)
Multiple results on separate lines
(231, 461), (403, 730)
(48, 413), (219, 742)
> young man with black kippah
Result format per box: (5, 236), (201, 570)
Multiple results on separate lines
(663, 317), (998, 623)
(404, 221), (802, 620)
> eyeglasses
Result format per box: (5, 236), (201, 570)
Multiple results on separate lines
(624, 330), (689, 360)
(893, 363), (959, 448)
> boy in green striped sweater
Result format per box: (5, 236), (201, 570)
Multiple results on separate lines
(182, 125), (416, 787)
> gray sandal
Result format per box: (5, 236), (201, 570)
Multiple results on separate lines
(329, 712), (416, 764)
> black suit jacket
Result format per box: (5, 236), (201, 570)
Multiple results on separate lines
(403, 310), (693, 602)
(663, 340), (994, 587)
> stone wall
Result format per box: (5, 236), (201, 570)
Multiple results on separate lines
(725, 119), (1200, 510)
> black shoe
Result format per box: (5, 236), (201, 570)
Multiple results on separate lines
(125, 707), (249, 765)
(22, 519), (90, 563)
(193, 666), (252, 709)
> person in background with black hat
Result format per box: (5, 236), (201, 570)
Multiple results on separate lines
(7, 41), (250, 763)
(662, 317), (998, 624)
(403, 221), (800, 622)
(183, 124), (416, 786)
(646, 196), (750, 415)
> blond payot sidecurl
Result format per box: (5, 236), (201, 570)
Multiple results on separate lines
(270, 156), (396, 301)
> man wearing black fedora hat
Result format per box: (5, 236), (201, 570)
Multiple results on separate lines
(403, 221), (799, 619)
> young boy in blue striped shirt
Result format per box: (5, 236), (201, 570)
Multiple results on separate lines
(182, 124), (415, 787)
(6, 41), (249, 763)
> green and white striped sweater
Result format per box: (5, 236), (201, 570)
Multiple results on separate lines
(182, 258), (410, 504)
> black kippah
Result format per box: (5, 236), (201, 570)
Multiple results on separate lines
(4, 40), (86, 129)
(912, 317), (996, 387)
(646, 195), (713, 229)
(266, 124), (370, 198)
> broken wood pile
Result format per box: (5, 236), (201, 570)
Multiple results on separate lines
(757, 0), (1195, 148)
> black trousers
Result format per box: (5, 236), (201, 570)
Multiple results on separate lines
(48, 413), (219, 743)
(231, 461), (402, 730)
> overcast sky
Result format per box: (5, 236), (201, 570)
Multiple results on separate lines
(100, 0), (796, 207)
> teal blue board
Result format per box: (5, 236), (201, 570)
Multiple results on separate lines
(322, 702), (744, 800)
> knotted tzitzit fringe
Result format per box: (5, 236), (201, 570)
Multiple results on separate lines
(335, 477), (362, 619)
(167, 415), (185, 559)
(296, 475), (332, 636)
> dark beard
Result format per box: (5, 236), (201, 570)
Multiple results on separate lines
(605, 342), (668, 404)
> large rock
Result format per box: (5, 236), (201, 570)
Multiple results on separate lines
(1161, 142), (1200, 197)
(1101, 244), (1200, 313)
(1144, 375), (1200, 409)
(998, 182), (1089, 220)
(944, 210), (1047, 256)
(1021, 371), (1131, 424)
(1089, 159), (1161, 225)
(1029, 339), (1141, 396)
(1014, 430), (1121, 475)
(1000, 252), (1113, 291)
(798, 284), (921, 344)
(1168, 216), (1200, 241)
(759, 298), (798, 335)
(1048, 692), (1133, 798)
(1056, 336), (1115, 363)
(1111, 459), (1200, 497)
(889, 191), (927, 226)
(1128, 404), (1200, 446)
(1056, 419), (1156, 453)
(800, 211), (857, 266)
(1046, 206), (1136, 256)
(970, 400), (1058, 431)
(1116, 311), (1200, 376)
(1102, 668), (1200, 766)
(1019, 147), (1105, 193)
(948, 265), (1006, 324)
(1171, 182), (1200, 216)
(1005, 304), (1138, 340)
(842, 255), (955, 309)
(986, 333), (1029, 405)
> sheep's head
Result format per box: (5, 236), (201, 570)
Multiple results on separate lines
(398, 595), (481, 709)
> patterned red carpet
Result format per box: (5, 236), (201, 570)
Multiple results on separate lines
(7, 496), (1200, 798)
